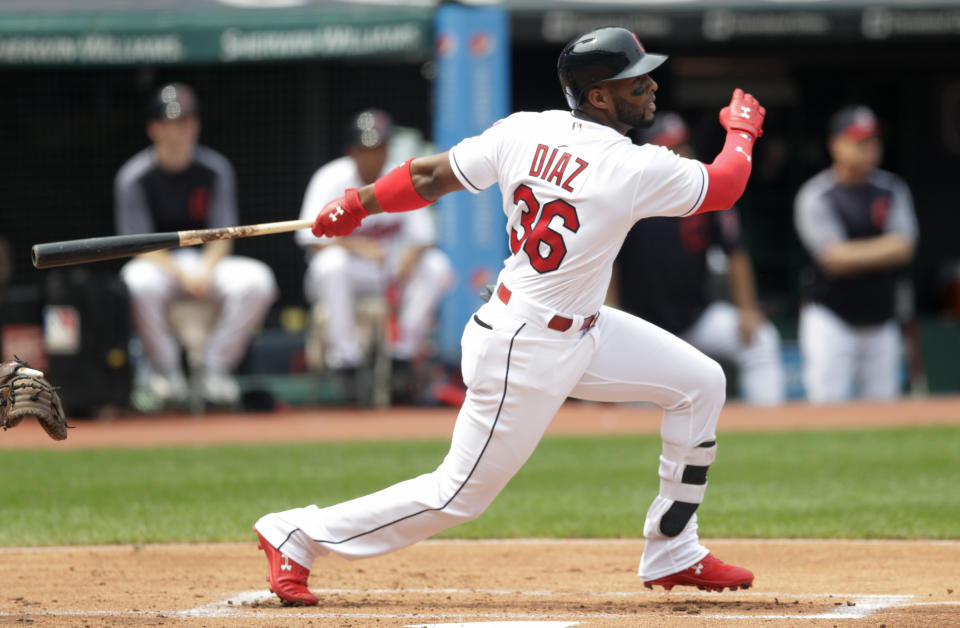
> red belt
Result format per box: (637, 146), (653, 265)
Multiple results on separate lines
(497, 284), (598, 332)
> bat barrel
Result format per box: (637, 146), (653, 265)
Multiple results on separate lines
(31, 232), (180, 269)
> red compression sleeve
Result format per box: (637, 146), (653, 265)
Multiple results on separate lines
(699, 132), (755, 213)
(373, 158), (432, 213)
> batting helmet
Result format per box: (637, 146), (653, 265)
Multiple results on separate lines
(557, 27), (667, 110)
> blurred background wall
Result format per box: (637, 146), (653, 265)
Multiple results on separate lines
(2, 0), (959, 397)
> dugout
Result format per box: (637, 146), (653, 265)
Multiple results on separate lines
(2, 1), (959, 394)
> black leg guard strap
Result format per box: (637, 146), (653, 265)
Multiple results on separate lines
(681, 464), (710, 485)
(659, 501), (700, 537)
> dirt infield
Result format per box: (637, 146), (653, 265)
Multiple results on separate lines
(0, 539), (957, 626)
(1, 396), (958, 626)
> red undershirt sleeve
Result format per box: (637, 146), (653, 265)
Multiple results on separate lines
(698, 132), (756, 213)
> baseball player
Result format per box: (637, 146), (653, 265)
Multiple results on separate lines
(615, 112), (785, 405)
(115, 83), (278, 406)
(255, 27), (764, 604)
(794, 105), (918, 402)
(295, 110), (454, 391)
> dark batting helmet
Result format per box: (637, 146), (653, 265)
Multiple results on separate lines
(557, 27), (667, 110)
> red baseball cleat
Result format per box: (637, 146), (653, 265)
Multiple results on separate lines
(644, 553), (754, 592)
(254, 528), (319, 606)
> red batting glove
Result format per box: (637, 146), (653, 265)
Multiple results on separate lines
(718, 88), (766, 139)
(311, 188), (369, 238)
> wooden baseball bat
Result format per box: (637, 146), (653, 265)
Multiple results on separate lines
(31, 219), (314, 269)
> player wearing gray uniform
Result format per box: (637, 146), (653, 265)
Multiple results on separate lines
(115, 83), (278, 406)
(254, 28), (764, 604)
(794, 105), (918, 402)
(295, 110), (454, 376)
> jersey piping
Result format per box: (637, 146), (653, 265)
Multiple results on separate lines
(680, 162), (708, 217)
(449, 149), (483, 194)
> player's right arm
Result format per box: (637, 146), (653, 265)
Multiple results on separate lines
(312, 152), (466, 238)
(359, 152), (465, 213)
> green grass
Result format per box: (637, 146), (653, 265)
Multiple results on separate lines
(0, 426), (957, 546)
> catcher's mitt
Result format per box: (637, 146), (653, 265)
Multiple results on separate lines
(0, 359), (71, 440)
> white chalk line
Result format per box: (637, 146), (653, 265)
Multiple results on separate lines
(0, 588), (934, 622)
(1, 537), (958, 554)
(423, 538), (960, 547)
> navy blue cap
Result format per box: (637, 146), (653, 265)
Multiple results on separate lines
(345, 109), (393, 148)
(829, 105), (880, 141)
(148, 82), (198, 121)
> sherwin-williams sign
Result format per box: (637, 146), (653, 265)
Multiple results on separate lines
(0, 8), (432, 65)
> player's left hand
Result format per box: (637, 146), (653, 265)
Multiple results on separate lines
(719, 88), (766, 139)
(737, 307), (764, 343)
(312, 188), (369, 238)
(179, 271), (212, 299)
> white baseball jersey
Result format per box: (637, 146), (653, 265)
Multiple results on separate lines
(296, 156), (437, 267)
(450, 110), (707, 316)
(256, 109), (733, 586)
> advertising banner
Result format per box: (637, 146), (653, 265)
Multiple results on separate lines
(432, 4), (510, 363)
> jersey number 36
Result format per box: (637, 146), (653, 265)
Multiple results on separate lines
(510, 184), (580, 273)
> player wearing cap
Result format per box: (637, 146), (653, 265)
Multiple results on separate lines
(114, 82), (278, 406)
(295, 109), (454, 395)
(794, 105), (918, 402)
(615, 112), (785, 405)
(254, 27), (765, 604)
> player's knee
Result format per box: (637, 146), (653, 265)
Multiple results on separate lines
(752, 323), (782, 358)
(420, 249), (454, 287)
(701, 358), (726, 403)
(229, 261), (278, 300)
(120, 259), (165, 298)
(447, 500), (489, 522)
(314, 246), (349, 280)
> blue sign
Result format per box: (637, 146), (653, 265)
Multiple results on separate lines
(432, 4), (510, 364)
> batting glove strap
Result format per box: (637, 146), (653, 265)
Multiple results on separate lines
(659, 478), (708, 504)
(373, 158), (432, 213)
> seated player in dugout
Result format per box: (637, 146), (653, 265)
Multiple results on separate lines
(114, 83), (278, 408)
(295, 109), (454, 400)
(256, 27), (765, 604)
(612, 112), (786, 405)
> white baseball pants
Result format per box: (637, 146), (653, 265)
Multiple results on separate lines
(303, 246), (454, 368)
(799, 302), (902, 402)
(683, 301), (786, 406)
(121, 249), (278, 373)
(257, 295), (727, 581)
